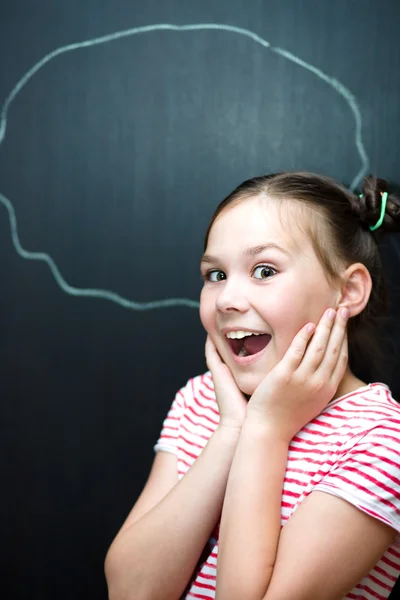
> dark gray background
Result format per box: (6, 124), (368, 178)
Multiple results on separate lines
(1, 1), (400, 598)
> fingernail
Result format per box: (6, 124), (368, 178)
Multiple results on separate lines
(341, 308), (349, 320)
(327, 309), (336, 320)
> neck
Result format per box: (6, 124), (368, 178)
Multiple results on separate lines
(333, 367), (367, 400)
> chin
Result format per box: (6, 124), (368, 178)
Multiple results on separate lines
(232, 372), (261, 397)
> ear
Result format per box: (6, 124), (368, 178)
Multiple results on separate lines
(336, 263), (372, 317)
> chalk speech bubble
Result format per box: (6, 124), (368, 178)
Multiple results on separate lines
(0, 23), (368, 311)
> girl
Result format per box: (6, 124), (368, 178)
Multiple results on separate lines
(105, 172), (400, 600)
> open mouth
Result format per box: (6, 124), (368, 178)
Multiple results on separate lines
(227, 334), (271, 357)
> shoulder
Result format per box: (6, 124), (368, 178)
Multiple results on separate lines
(273, 384), (400, 598)
(335, 384), (400, 459)
(357, 381), (399, 410)
(302, 383), (400, 447)
(323, 382), (400, 430)
(174, 370), (216, 410)
(342, 381), (397, 408)
(179, 370), (215, 401)
(313, 383), (400, 522)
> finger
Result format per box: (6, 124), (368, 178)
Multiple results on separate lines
(300, 308), (337, 372)
(283, 322), (316, 371)
(205, 335), (215, 370)
(317, 308), (349, 376)
(205, 335), (223, 372)
(330, 329), (349, 385)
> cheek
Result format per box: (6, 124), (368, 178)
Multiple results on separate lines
(263, 292), (313, 342)
(199, 289), (213, 332)
(269, 285), (334, 342)
(262, 291), (302, 329)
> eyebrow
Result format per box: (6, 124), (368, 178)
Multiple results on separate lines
(200, 243), (291, 266)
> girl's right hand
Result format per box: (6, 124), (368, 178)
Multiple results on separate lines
(205, 335), (248, 431)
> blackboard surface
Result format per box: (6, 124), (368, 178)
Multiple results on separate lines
(1, 1), (400, 598)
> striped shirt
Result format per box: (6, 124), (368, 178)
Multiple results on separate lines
(154, 372), (400, 599)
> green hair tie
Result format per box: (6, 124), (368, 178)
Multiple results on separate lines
(358, 191), (388, 232)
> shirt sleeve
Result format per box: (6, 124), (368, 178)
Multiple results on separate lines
(314, 420), (400, 532)
(153, 379), (190, 455)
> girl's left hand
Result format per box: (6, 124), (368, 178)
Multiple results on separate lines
(246, 307), (349, 442)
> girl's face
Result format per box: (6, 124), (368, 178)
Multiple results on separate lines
(199, 196), (340, 396)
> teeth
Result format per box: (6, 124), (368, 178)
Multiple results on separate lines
(226, 330), (262, 339)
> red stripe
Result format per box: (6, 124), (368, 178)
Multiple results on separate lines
(329, 472), (400, 514)
(196, 391), (220, 417)
(286, 459), (336, 474)
(189, 400), (219, 425)
(201, 380), (214, 395)
(332, 402), (384, 415)
(195, 565), (217, 580)
(333, 401), (399, 418)
(183, 411), (216, 434)
(369, 572), (394, 592)
(288, 455), (335, 469)
(204, 560), (218, 570)
(187, 591), (215, 599)
(190, 579), (216, 591)
(373, 422), (400, 435)
(168, 389), (185, 410)
(281, 499), (296, 509)
(384, 387), (399, 406)
(342, 443), (400, 470)
(196, 386), (217, 406)
(345, 456), (400, 488)
(337, 464), (400, 501)
(164, 412), (181, 421)
(190, 377), (196, 401)
(388, 545), (400, 560)
(358, 504), (393, 526)
(181, 420), (212, 442)
(292, 431), (336, 443)
(178, 450), (208, 469)
(281, 487), (301, 500)
(330, 387), (377, 404)
(317, 480), (337, 490)
(283, 475), (310, 487)
(194, 376), (217, 402)
(179, 446), (198, 460)
(289, 443), (333, 456)
(178, 456), (193, 469)
(360, 448), (400, 471)
(381, 553), (400, 570)
(361, 582), (389, 599)
(350, 401), (400, 416)
(373, 564), (398, 583)
(157, 434), (177, 442)
(364, 430), (400, 445)
(180, 431), (206, 451)
(186, 404), (219, 428)
(298, 420), (337, 435)
(346, 396), (400, 413)
(322, 406), (350, 420)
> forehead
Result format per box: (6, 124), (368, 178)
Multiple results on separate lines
(207, 195), (312, 255)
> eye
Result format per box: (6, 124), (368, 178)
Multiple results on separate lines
(202, 270), (226, 282)
(202, 266), (276, 282)
(253, 265), (276, 279)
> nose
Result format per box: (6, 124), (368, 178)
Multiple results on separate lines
(215, 278), (250, 313)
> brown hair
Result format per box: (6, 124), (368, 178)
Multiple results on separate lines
(204, 172), (400, 382)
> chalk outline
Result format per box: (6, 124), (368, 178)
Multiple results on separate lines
(0, 23), (369, 310)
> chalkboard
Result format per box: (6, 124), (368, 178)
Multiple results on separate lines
(1, 1), (400, 598)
